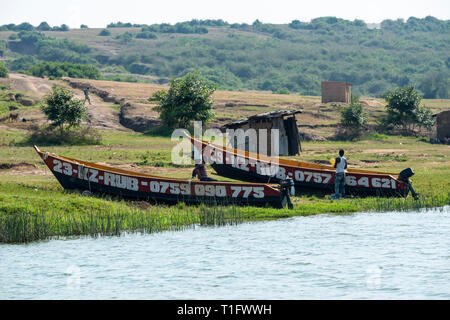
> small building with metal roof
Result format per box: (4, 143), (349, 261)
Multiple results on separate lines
(222, 109), (302, 156)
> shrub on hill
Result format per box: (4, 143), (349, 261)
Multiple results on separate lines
(98, 29), (111, 36)
(25, 125), (102, 145)
(135, 31), (157, 39)
(36, 22), (51, 31)
(52, 24), (69, 31)
(0, 61), (9, 78)
(115, 32), (133, 44)
(8, 31), (95, 65)
(382, 85), (435, 135)
(107, 22), (141, 28)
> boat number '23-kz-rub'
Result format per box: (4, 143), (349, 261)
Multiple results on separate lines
(34, 146), (295, 209)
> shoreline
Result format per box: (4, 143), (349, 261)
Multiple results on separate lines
(1, 181), (449, 244)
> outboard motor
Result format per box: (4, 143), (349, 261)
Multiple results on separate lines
(279, 178), (295, 209)
(399, 168), (419, 200)
(399, 168), (414, 181)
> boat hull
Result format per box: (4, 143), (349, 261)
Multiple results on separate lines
(35, 147), (287, 208)
(189, 136), (410, 198)
(211, 163), (407, 197)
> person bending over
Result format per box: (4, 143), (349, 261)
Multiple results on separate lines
(192, 160), (217, 182)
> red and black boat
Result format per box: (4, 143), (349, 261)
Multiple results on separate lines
(34, 146), (292, 208)
(187, 136), (413, 197)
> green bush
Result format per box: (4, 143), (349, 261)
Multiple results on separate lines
(26, 61), (101, 79)
(115, 32), (133, 44)
(24, 125), (102, 145)
(0, 61), (8, 78)
(152, 71), (216, 128)
(340, 101), (367, 128)
(36, 22), (51, 31)
(98, 29), (111, 36)
(136, 31), (157, 39)
(1, 17), (449, 96)
(383, 85), (435, 134)
(41, 85), (87, 132)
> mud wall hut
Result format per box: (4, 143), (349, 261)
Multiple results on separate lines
(321, 81), (352, 103)
(436, 110), (450, 143)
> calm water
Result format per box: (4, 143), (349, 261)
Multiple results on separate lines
(1, 206), (449, 299)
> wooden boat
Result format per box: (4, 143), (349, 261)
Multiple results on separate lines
(34, 146), (291, 208)
(187, 136), (412, 197)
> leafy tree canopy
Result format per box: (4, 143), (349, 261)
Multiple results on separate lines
(152, 71), (216, 128)
(0, 61), (9, 78)
(41, 85), (87, 131)
(383, 85), (435, 134)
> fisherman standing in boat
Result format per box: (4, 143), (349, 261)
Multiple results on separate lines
(332, 149), (347, 199)
(192, 160), (218, 182)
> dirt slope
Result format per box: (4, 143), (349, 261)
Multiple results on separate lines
(1, 73), (130, 131)
(0, 73), (56, 100)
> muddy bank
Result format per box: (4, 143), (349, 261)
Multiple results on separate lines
(119, 102), (161, 132)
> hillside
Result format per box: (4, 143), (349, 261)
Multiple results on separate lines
(1, 74), (449, 141)
(0, 17), (449, 98)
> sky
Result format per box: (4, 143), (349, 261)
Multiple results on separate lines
(0, 0), (449, 28)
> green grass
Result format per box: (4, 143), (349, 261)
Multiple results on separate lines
(0, 88), (38, 116)
(1, 126), (449, 243)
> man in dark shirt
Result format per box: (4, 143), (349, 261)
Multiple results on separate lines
(192, 160), (217, 181)
(83, 87), (91, 105)
(332, 149), (347, 199)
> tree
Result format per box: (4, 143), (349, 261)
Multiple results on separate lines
(37, 22), (51, 31)
(383, 85), (434, 134)
(152, 71), (216, 128)
(14, 22), (34, 31)
(419, 72), (449, 99)
(41, 85), (86, 132)
(0, 61), (8, 78)
(337, 96), (368, 139)
(340, 101), (367, 128)
(115, 32), (133, 44)
(98, 29), (111, 36)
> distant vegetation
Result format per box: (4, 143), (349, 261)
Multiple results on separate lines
(4, 30), (100, 80)
(0, 22), (69, 32)
(140, 22), (208, 34)
(26, 61), (101, 79)
(1, 17), (449, 97)
(6, 31), (95, 64)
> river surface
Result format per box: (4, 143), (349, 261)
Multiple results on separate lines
(1, 206), (449, 299)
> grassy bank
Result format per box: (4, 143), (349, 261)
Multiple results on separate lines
(1, 126), (449, 243)
(1, 181), (449, 243)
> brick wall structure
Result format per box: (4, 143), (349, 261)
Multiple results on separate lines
(321, 81), (352, 103)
